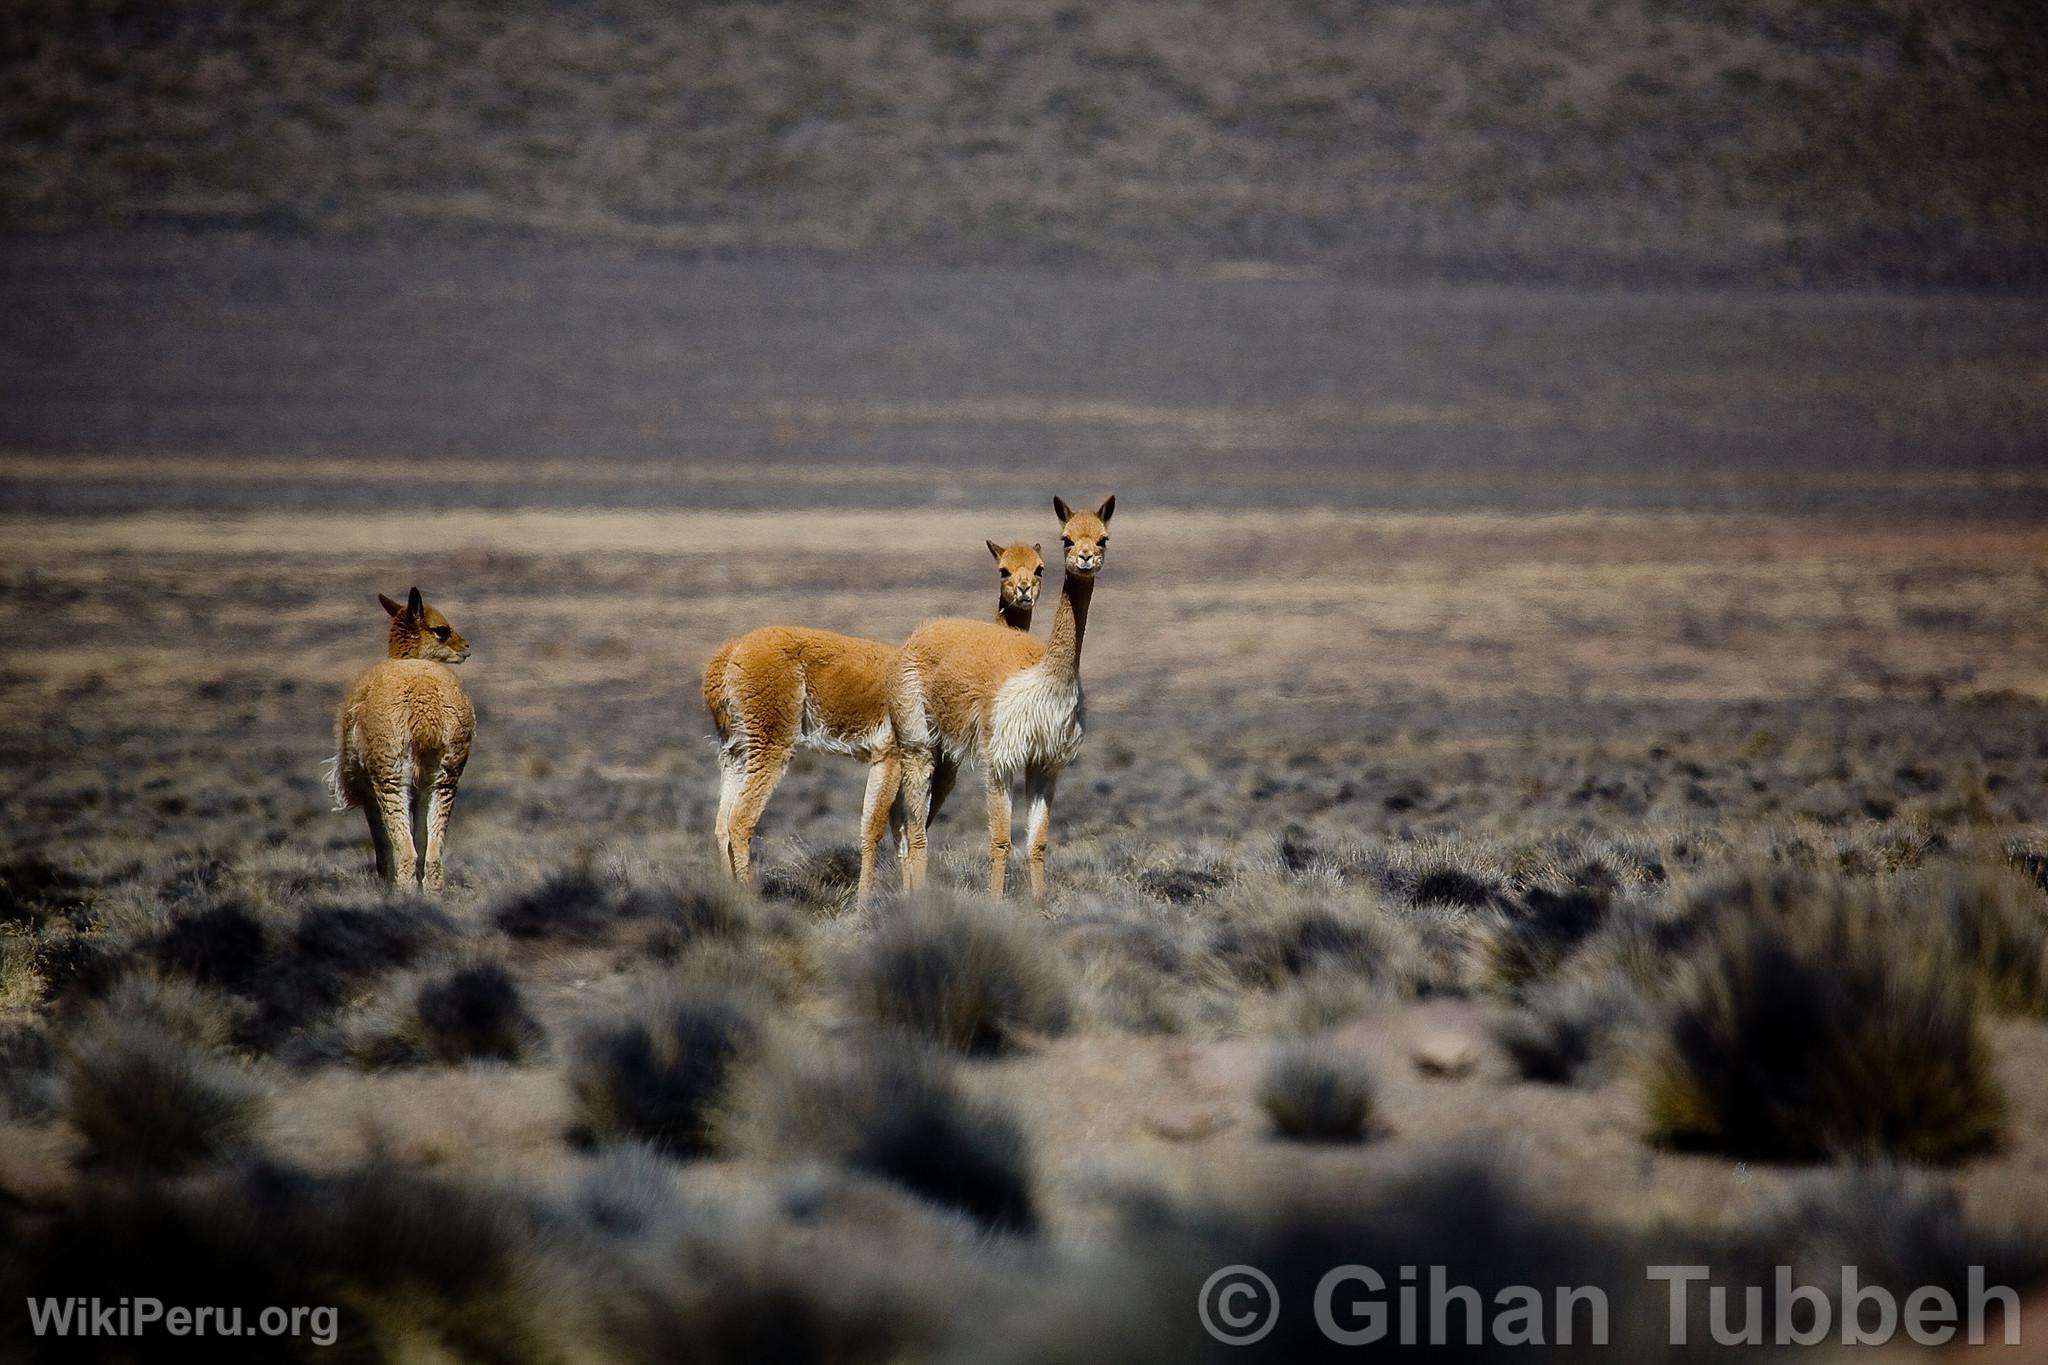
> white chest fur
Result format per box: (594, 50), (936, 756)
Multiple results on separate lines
(986, 663), (1085, 780)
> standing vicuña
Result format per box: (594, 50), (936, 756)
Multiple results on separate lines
(703, 540), (1043, 898)
(887, 496), (1113, 900)
(327, 587), (475, 893)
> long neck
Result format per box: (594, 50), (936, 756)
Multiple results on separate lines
(1044, 572), (1093, 678)
(996, 595), (1033, 631)
(387, 620), (422, 658)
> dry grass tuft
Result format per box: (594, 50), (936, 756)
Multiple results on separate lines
(846, 895), (1073, 1055)
(568, 986), (763, 1155)
(1258, 1041), (1375, 1143)
(737, 1042), (1039, 1234)
(1644, 870), (2003, 1163)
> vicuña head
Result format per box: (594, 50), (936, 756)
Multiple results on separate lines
(1052, 495), (1112, 577)
(989, 540), (1044, 624)
(380, 587), (471, 663)
(330, 585), (476, 894)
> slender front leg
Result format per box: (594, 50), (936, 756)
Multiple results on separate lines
(421, 775), (458, 895)
(897, 746), (935, 892)
(984, 768), (1013, 898)
(1023, 769), (1057, 902)
(372, 775), (417, 888)
(857, 749), (900, 902)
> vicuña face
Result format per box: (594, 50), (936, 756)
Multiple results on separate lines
(417, 603), (471, 663)
(1052, 495), (1115, 577)
(991, 541), (1045, 611)
(384, 588), (472, 663)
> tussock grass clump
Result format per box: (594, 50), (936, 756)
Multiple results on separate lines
(991, 1150), (1662, 1364)
(1492, 974), (1641, 1085)
(1916, 864), (2048, 1015)
(415, 961), (542, 1063)
(63, 980), (265, 1172)
(1205, 892), (1419, 992)
(0, 1022), (60, 1121)
(847, 896), (1072, 1054)
(740, 1044), (1038, 1233)
(351, 958), (544, 1067)
(496, 866), (760, 948)
(1258, 1042), (1374, 1142)
(1644, 871), (2002, 1163)
(568, 988), (762, 1154)
(759, 845), (863, 912)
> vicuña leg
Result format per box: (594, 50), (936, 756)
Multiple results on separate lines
(362, 802), (394, 881)
(896, 745), (936, 891)
(1023, 769), (1057, 902)
(984, 768), (1014, 898)
(372, 775), (418, 889)
(421, 768), (459, 895)
(724, 742), (793, 886)
(857, 749), (900, 901)
(713, 744), (745, 876)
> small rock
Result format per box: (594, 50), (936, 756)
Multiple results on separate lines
(1413, 1032), (1479, 1079)
(1146, 1107), (1234, 1142)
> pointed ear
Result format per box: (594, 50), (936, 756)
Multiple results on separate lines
(1032, 542), (1042, 554)
(1053, 495), (1074, 523)
(1096, 495), (1116, 524)
(405, 587), (424, 621)
(987, 539), (1004, 562)
(378, 593), (403, 618)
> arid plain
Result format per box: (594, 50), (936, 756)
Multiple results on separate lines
(4, 242), (2048, 1360)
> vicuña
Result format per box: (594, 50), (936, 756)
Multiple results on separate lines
(703, 539), (1044, 897)
(327, 587), (475, 893)
(887, 495), (1113, 900)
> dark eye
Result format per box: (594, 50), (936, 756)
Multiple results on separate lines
(1033, 565), (1044, 576)
(431, 625), (451, 640)
(999, 567), (1011, 578)
(1061, 536), (1073, 547)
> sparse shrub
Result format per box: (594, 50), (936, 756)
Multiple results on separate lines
(1644, 872), (2002, 1163)
(1136, 862), (1228, 904)
(147, 898), (270, 991)
(1916, 865), (2048, 1015)
(496, 868), (756, 948)
(568, 989), (762, 1154)
(1206, 897), (1416, 991)
(493, 870), (624, 940)
(0, 1022), (60, 1121)
(1259, 1042), (1374, 1142)
(741, 1044), (1038, 1233)
(1492, 974), (1641, 1084)
(63, 1008), (265, 1172)
(415, 961), (542, 1063)
(0, 853), (89, 929)
(847, 896), (1072, 1054)
(354, 958), (544, 1067)
(1489, 869), (1623, 988)
(760, 845), (863, 911)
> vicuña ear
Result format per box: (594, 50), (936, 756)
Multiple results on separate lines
(1032, 542), (1042, 554)
(987, 539), (1004, 561)
(1053, 495), (1074, 523)
(379, 593), (404, 618)
(406, 586), (424, 621)
(1096, 495), (1116, 524)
